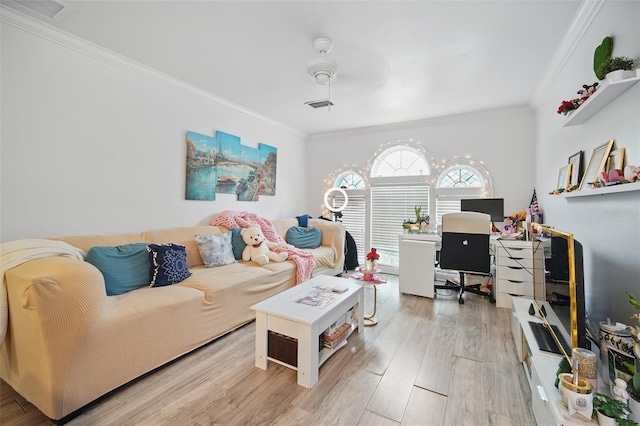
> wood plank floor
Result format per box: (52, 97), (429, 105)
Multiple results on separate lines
(0, 275), (536, 426)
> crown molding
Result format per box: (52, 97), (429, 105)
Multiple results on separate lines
(0, 6), (306, 138)
(530, 0), (606, 107)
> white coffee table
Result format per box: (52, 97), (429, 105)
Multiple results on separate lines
(251, 275), (364, 388)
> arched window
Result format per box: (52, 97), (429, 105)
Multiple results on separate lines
(336, 171), (366, 189)
(435, 162), (492, 225)
(438, 165), (483, 188)
(371, 145), (430, 177)
(322, 148), (496, 274)
(369, 144), (431, 271)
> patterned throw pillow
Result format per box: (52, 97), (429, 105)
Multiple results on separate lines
(195, 232), (237, 267)
(147, 243), (192, 287)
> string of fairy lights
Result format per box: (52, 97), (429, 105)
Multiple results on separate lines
(320, 140), (494, 216)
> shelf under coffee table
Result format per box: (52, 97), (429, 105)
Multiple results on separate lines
(251, 275), (364, 389)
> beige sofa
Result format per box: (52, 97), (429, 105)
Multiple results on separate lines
(0, 218), (345, 421)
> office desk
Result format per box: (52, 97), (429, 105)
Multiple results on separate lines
(398, 233), (502, 299)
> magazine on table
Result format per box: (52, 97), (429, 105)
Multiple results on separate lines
(293, 285), (340, 309)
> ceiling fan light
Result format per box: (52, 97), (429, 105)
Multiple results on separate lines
(307, 57), (338, 85)
(314, 72), (331, 85)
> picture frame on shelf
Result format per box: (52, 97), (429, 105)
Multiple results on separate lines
(606, 148), (625, 172)
(579, 139), (615, 190)
(557, 164), (572, 190)
(568, 151), (583, 187)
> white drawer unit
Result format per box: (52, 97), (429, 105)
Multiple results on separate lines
(498, 265), (537, 282)
(494, 239), (545, 309)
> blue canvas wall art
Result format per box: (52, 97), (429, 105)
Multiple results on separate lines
(185, 130), (277, 201)
(186, 131), (218, 201)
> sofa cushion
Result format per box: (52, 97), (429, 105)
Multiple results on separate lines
(195, 232), (237, 267)
(141, 226), (226, 267)
(86, 243), (151, 296)
(271, 218), (299, 239)
(286, 226), (322, 249)
(231, 227), (246, 260)
(147, 243), (192, 286)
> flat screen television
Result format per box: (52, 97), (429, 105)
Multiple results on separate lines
(531, 224), (589, 353)
(460, 198), (504, 222)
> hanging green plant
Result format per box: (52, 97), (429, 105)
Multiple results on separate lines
(594, 36), (614, 80)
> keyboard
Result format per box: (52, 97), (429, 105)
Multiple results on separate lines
(528, 321), (572, 355)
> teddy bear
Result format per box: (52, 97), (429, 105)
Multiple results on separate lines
(240, 226), (288, 266)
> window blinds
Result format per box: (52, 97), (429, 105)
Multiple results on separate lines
(435, 196), (462, 225)
(370, 185), (429, 268)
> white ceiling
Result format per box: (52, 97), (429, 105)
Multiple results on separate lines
(4, 0), (583, 135)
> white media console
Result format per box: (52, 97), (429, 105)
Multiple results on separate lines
(511, 296), (597, 425)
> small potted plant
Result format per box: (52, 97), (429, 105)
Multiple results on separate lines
(597, 56), (637, 81)
(627, 291), (640, 422)
(628, 373), (640, 424)
(414, 205), (430, 233)
(414, 205), (422, 223)
(592, 392), (636, 426)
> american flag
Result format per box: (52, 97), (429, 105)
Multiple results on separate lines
(530, 189), (540, 214)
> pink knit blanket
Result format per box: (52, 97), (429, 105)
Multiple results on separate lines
(210, 211), (314, 284)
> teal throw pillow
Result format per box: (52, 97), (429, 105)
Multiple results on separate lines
(86, 243), (151, 296)
(147, 243), (192, 287)
(231, 227), (246, 260)
(286, 226), (322, 249)
(195, 232), (237, 267)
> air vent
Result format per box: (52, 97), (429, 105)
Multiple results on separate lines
(9, 0), (68, 19)
(305, 99), (334, 109)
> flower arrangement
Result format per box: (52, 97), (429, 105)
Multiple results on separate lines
(556, 82), (599, 115)
(363, 248), (380, 277)
(557, 98), (581, 115)
(504, 211), (526, 232)
(366, 248), (380, 263)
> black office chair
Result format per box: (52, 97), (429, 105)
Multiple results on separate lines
(434, 212), (495, 304)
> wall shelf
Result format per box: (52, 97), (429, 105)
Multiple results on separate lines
(562, 182), (640, 198)
(563, 72), (640, 127)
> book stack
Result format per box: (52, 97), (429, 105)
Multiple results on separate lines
(323, 323), (351, 350)
(325, 312), (347, 336)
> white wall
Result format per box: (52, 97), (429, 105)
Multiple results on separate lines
(306, 106), (537, 218)
(0, 14), (308, 242)
(534, 1), (640, 330)
(3, 5), (638, 334)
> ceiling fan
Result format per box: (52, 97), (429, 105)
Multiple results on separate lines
(305, 37), (338, 109)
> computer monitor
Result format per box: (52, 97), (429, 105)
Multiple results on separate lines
(460, 198), (504, 222)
